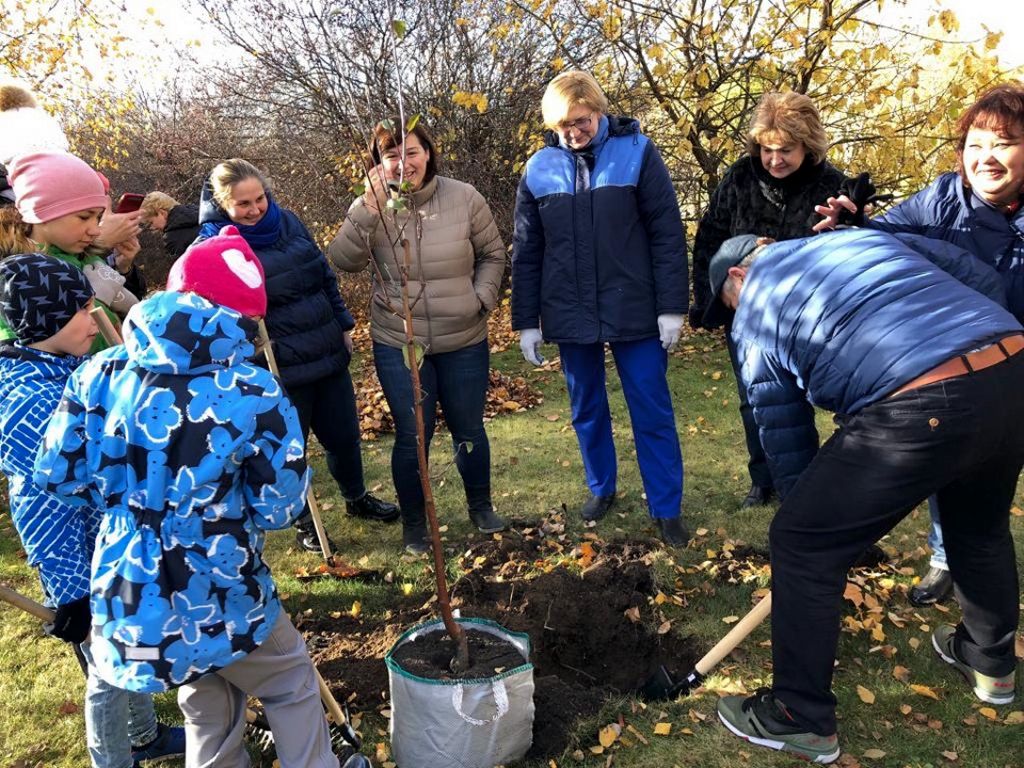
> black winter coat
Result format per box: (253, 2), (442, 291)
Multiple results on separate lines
(163, 203), (200, 260)
(692, 156), (847, 311)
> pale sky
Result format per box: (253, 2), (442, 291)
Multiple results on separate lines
(112, 0), (1024, 82)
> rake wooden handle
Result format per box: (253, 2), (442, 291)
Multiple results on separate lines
(257, 319), (335, 563)
(0, 583), (55, 622)
(694, 593), (772, 676)
(89, 306), (123, 346)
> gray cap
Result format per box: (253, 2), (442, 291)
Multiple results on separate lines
(702, 234), (760, 329)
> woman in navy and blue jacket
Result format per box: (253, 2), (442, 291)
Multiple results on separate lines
(511, 71), (689, 544)
(816, 83), (1024, 606)
(197, 159), (399, 552)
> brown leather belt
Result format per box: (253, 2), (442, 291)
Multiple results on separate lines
(888, 333), (1024, 398)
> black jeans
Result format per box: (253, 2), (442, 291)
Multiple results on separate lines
(286, 366), (366, 502)
(726, 328), (774, 490)
(770, 352), (1024, 735)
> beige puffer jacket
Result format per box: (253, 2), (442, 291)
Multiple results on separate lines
(328, 175), (507, 354)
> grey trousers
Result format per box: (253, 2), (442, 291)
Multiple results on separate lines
(178, 612), (339, 768)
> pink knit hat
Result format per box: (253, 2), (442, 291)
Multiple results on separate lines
(9, 152), (109, 224)
(166, 225), (267, 318)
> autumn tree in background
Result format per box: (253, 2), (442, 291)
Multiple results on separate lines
(505, 0), (1015, 223)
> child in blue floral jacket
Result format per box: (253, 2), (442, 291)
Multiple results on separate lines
(35, 227), (343, 767)
(0, 253), (184, 768)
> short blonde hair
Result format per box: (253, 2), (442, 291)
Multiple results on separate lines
(140, 191), (178, 221)
(746, 92), (829, 165)
(209, 159), (270, 209)
(541, 71), (609, 129)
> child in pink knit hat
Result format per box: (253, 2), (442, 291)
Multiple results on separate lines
(0, 152), (137, 351)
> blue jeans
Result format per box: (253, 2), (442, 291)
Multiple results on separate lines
(927, 496), (948, 569)
(82, 643), (158, 768)
(559, 337), (684, 519)
(373, 340), (491, 524)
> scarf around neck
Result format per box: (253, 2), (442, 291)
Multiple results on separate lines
(198, 195), (283, 248)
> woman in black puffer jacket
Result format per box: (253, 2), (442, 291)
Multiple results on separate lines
(197, 159), (399, 551)
(691, 92), (848, 509)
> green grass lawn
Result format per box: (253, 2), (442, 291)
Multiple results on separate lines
(1, 331), (1022, 768)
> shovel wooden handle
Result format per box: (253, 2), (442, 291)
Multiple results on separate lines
(89, 306), (123, 346)
(694, 593), (772, 676)
(257, 319), (335, 563)
(0, 583), (55, 622)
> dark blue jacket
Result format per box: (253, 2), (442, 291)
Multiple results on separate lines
(871, 172), (1024, 320)
(732, 228), (1020, 499)
(198, 191), (355, 388)
(511, 115), (687, 343)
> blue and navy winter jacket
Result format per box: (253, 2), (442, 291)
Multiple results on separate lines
(511, 115), (688, 343)
(34, 291), (310, 692)
(732, 228), (1021, 499)
(0, 346), (100, 606)
(870, 172), (1024, 320)
(198, 191), (356, 388)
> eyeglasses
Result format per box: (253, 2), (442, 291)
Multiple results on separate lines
(557, 112), (595, 134)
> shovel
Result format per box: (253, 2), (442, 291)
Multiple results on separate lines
(641, 593), (772, 700)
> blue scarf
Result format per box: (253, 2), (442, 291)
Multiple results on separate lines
(198, 195), (283, 248)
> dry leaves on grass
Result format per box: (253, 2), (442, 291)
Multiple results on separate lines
(354, 360), (544, 439)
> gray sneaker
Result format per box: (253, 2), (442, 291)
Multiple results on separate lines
(717, 689), (840, 764)
(932, 624), (1015, 705)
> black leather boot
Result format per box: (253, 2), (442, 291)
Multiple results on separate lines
(345, 492), (400, 523)
(740, 484), (775, 508)
(580, 494), (616, 522)
(466, 485), (507, 533)
(909, 566), (953, 606)
(656, 516), (690, 546)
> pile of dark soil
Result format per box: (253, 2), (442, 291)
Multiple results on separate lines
(303, 528), (699, 760)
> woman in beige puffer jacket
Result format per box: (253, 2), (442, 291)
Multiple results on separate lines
(328, 119), (507, 554)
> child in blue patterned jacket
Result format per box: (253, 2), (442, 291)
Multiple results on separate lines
(0, 253), (184, 768)
(35, 227), (346, 767)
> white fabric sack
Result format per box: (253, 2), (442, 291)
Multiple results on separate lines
(386, 617), (535, 768)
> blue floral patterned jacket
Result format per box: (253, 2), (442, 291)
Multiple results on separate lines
(34, 291), (310, 692)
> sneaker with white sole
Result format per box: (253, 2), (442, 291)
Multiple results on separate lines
(932, 624), (1015, 705)
(717, 689), (840, 764)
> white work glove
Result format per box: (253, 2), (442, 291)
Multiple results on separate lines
(519, 328), (545, 366)
(657, 314), (684, 351)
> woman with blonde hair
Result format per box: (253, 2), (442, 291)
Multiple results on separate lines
(692, 91), (849, 509)
(511, 70), (689, 545)
(196, 158), (399, 552)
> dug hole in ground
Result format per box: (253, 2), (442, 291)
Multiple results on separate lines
(300, 514), (699, 766)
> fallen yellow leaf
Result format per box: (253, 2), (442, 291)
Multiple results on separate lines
(653, 722), (672, 736)
(721, 615), (740, 624)
(863, 748), (886, 758)
(941, 751), (958, 761)
(856, 685), (876, 704)
(598, 723), (620, 748)
(910, 684), (940, 700)
(657, 620), (672, 635)
(589, 745), (604, 755)
(623, 606), (641, 623)
(979, 707), (999, 721)
(1003, 711), (1024, 724)
(899, 704), (912, 715)
(892, 665), (911, 682)
(350, 601), (362, 618)
(909, 637), (921, 650)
